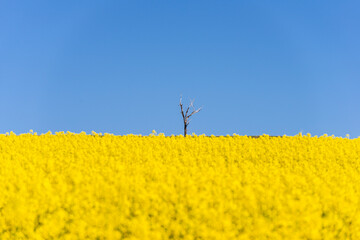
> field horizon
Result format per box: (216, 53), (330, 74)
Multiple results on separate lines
(0, 130), (355, 139)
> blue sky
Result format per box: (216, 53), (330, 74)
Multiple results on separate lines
(0, 1), (359, 137)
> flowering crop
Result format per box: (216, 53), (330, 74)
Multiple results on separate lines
(0, 132), (360, 239)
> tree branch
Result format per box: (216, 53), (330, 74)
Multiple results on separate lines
(187, 107), (202, 118)
(179, 98), (185, 120)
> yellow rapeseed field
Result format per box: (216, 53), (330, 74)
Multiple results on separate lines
(0, 131), (360, 239)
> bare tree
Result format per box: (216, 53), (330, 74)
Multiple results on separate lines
(179, 97), (202, 136)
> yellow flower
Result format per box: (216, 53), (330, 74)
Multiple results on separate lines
(0, 133), (359, 238)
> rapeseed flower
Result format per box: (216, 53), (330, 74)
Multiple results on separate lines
(0, 133), (359, 239)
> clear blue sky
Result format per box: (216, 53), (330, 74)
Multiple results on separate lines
(1, 1), (359, 137)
